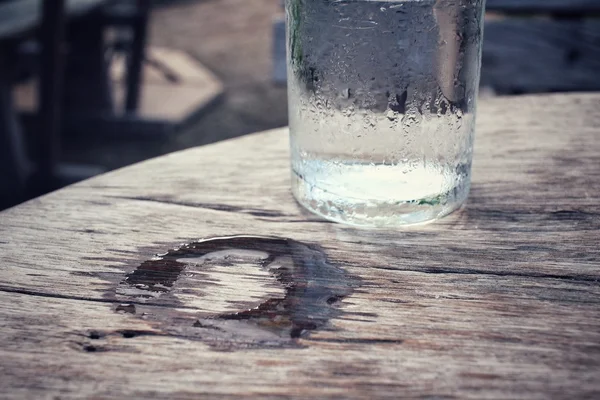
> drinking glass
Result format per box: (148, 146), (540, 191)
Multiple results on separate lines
(286, 0), (486, 226)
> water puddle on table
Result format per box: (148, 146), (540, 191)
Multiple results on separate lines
(110, 235), (360, 350)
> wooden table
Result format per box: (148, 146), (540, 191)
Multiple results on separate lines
(1, 93), (599, 398)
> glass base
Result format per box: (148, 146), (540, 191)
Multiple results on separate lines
(291, 162), (469, 227)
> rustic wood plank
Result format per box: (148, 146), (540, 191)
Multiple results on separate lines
(0, 93), (599, 398)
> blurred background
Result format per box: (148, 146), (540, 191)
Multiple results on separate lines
(1, 0), (599, 210)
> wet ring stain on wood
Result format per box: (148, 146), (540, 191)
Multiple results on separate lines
(111, 236), (361, 350)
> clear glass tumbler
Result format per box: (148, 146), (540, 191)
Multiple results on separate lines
(286, 0), (485, 227)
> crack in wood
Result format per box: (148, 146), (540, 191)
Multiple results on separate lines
(364, 266), (600, 283)
(109, 195), (290, 218)
(0, 285), (196, 308)
(306, 338), (404, 345)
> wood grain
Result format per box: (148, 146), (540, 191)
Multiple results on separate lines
(1, 93), (600, 399)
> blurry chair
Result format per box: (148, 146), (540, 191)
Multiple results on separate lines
(64, 0), (150, 117)
(62, 0), (222, 139)
(0, 0), (150, 208)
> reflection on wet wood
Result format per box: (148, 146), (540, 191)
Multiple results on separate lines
(113, 235), (358, 350)
(0, 93), (600, 398)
